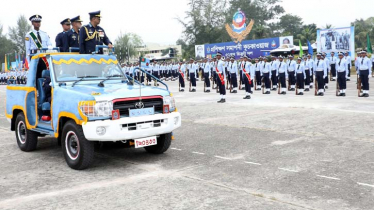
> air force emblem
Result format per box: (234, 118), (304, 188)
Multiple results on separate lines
(225, 8), (255, 43)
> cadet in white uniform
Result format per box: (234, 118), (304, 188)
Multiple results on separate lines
(278, 56), (288, 95)
(314, 53), (328, 96)
(262, 58), (272, 94)
(303, 56), (312, 91)
(229, 57), (238, 93)
(270, 56), (279, 91)
(203, 58), (211, 92)
(295, 57), (306, 95)
(307, 54), (315, 88)
(329, 52), (337, 81)
(357, 50), (372, 97)
(215, 52), (226, 103)
(287, 55), (297, 91)
(25, 15), (52, 63)
(242, 55), (253, 99)
(344, 52), (351, 81)
(188, 59), (197, 92)
(178, 60), (186, 91)
(336, 52), (348, 96)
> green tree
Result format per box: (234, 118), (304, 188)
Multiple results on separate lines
(279, 14), (303, 39)
(8, 15), (31, 53)
(114, 32), (143, 63)
(352, 18), (374, 49)
(296, 24), (317, 45)
(0, 23), (17, 71)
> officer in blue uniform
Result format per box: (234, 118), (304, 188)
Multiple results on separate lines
(63, 15), (83, 52)
(56, 18), (71, 52)
(79, 11), (113, 54)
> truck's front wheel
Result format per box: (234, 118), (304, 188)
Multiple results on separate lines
(15, 113), (38, 151)
(144, 133), (172, 154)
(62, 120), (94, 170)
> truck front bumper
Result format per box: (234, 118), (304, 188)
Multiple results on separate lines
(82, 112), (181, 141)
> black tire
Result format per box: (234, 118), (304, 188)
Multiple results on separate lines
(15, 112), (38, 151)
(144, 133), (172, 154)
(61, 120), (94, 170)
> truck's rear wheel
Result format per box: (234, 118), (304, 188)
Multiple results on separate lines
(15, 113), (38, 151)
(62, 120), (94, 170)
(144, 133), (172, 154)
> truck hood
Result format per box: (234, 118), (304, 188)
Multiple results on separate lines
(61, 82), (170, 101)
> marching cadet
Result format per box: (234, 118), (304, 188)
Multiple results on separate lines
(56, 18), (71, 52)
(178, 60), (186, 92)
(303, 56), (312, 91)
(153, 60), (160, 81)
(231, 57), (239, 93)
(242, 55), (253, 99)
(203, 58), (211, 92)
(322, 53), (330, 89)
(188, 58), (197, 92)
(79, 11), (113, 54)
(262, 57), (271, 94)
(329, 52), (337, 81)
(287, 55), (297, 91)
(307, 54), (314, 88)
(238, 56), (245, 89)
(295, 57), (306, 95)
(270, 56), (279, 91)
(336, 52), (349, 96)
(254, 58), (262, 90)
(357, 50), (372, 97)
(172, 62), (177, 81)
(146, 61), (153, 85)
(314, 53), (328, 96)
(64, 15), (83, 52)
(355, 51), (362, 76)
(278, 56), (288, 95)
(344, 51), (351, 81)
(25, 15), (52, 63)
(215, 52), (226, 103)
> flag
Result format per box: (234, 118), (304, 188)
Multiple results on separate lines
(299, 40), (303, 57)
(367, 34), (373, 54)
(307, 40), (314, 55)
(4, 54), (8, 72)
(15, 52), (19, 70)
(23, 56), (29, 70)
(7, 53), (11, 70)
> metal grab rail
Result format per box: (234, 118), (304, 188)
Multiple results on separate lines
(94, 45), (115, 55)
(69, 47), (80, 52)
(130, 67), (169, 91)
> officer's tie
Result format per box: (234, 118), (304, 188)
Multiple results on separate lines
(37, 31), (42, 44)
(339, 59), (341, 66)
(317, 61), (319, 67)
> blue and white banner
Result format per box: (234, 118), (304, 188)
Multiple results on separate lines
(195, 36), (293, 60)
(317, 26), (355, 60)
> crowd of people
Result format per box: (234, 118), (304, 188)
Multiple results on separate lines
(128, 51), (373, 103)
(0, 70), (28, 85)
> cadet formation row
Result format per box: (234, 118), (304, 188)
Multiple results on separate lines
(123, 51), (373, 103)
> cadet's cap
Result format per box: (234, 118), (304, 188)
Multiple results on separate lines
(29, 14), (42, 22)
(338, 52), (343, 56)
(89, 11), (101, 18)
(345, 51), (349, 54)
(230, 57), (235, 60)
(317, 53), (322, 56)
(278, 56), (284, 59)
(297, 57), (302, 60)
(216, 52), (222, 56)
(190, 58), (194, 61)
(60, 18), (71, 25)
(307, 54), (311, 57)
(243, 55), (248, 59)
(255, 58), (259, 60)
(331, 52), (335, 54)
(361, 50), (367, 54)
(289, 55), (294, 58)
(71, 16), (83, 23)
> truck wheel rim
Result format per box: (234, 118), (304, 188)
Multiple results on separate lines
(65, 131), (80, 160)
(17, 121), (27, 144)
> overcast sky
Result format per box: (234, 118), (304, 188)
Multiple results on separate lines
(0, 0), (371, 47)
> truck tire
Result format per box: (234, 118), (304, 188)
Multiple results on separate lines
(15, 112), (38, 151)
(144, 133), (172, 154)
(62, 120), (94, 170)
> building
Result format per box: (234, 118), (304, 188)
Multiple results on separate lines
(136, 42), (182, 60)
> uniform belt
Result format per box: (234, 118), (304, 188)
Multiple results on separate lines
(297, 72), (303, 74)
(337, 70), (346, 72)
(331, 63), (336, 65)
(316, 69), (324, 71)
(359, 69), (369, 71)
(305, 69), (309, 70)
(288, 70), (295, 72)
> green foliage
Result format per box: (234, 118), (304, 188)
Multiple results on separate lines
(8, 15), (31, 52)
(0, 23), (17, 71)
(352, 18), (374, 49)
(114, 32), (143, 63)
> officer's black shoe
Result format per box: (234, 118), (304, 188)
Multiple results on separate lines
(250, 91), (253, 94)
(272, 88), (277, 91)
(298, 92), (304, 95)
(181, 89), (184, 92)
(281, 91), (286, 95)
(191, 89), (196, 92)
(342, 93), (346, 97)
(346, 79), (350, 81)
(243, 95), (251, 99)
(325, 86), (329, 89)
(304, 88), (310, 91)
(291, 88), (295, 91)
(264, 91), (270, 94)
(232, 90), (237, 93)
(217, 99), (226, 103)
(318, 92), (324, 96)
(207, 90), (211, 93)
(363, 93), (369, 97)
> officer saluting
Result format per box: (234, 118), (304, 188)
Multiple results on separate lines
(56, 18), (71, 52)
(25, 15), (52, 63)
(79, 11), (113, 54)
(64, 16), (83, 52)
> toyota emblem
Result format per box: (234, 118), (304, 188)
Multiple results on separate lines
(135, 101), (145, 109)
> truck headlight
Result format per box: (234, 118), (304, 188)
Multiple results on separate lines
(80, 101), (113, 118)
(163, 96), (176, 112)
(95, 101), (113, 117)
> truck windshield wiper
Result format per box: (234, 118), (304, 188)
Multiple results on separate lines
(72, 76), (99, 87)
(98, 75), (124, 87)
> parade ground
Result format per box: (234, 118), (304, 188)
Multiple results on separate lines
(0, 77), (374, 210)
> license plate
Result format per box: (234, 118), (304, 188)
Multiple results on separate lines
(134, 136), (157, 148)
(129, 107), (154, 117)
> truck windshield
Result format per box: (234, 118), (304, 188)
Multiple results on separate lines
(53, 62), (126, 82)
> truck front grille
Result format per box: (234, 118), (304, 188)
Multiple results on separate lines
(113, 96), (163, 116)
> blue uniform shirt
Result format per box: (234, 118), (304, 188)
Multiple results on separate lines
(79, 23), (111, 54)
(63, 29), (80, 52)
(55, 31), (67, 52)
